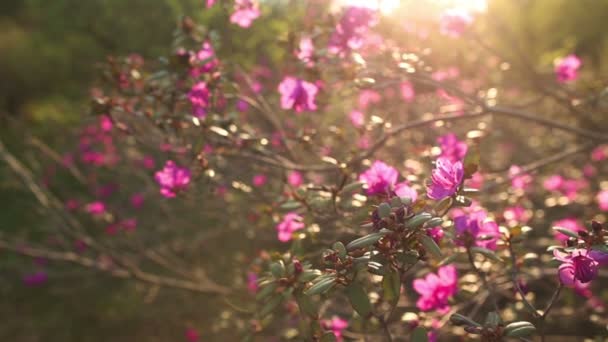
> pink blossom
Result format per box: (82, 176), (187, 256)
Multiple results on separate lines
(437, 133), (467, 162)
(206, 0), (216, 8)
(247, 272), (258, 293)
(349, 110), (365, 127)
(23, 271), (48, 287)
(141, 156), (155, 169)
(358, 90), (381, 109)
(328, 6), (377, 55)
(188, 82), (210, 118)
(185, 328), (199, 342)
(503, 206), (531, 225)
(439, 9), (473, 37)
(120, 218), (137, 232)
(395, 182), (418, 202)
(359, 160), (399, 195)
(130, 193), (145, 209)
(236, 99), (249, 112)
(190, 41), (219, 78)
(322, 317), (349, 342)
(230, 0), (260, 28)
(65, 199), (80, 211)
(543, 175), (564, 191)
(288, 171), (303, 187)
(86, 201), (106, 215)
(413, 266), (458, 313)
(508, 165), (532, 191)
(454, 208), (500, 250)
(555, 54), (581, 83)
(552, 218), (585, 243)
(278, 77), (318, 112)
(154, 160), (191, 198)
(554, 249), (598, 287)
(597, 190), (608, 211)
(357, 135), (370, 149)
(583, 164), (597, 177)
(252, 174), (267, 187)
(297, 36), (315, 66)
(100, 115), (113, 132)
(426, 157), (464, 200)
(427, 226), (444, 244)
(591, 145), (607, 161)
(276, 212), (305, 242)
(400, 81), (415, 102)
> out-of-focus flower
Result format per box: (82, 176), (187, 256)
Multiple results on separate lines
(597, 190), (608, 211)
(278, 77), (318, 112)
(544, 175), (564, 191)
(130, 193), (145, 209)
(247, 272), (258, 293)
(591, 145), (607, 161)
(287, 171), (303, 187)
(437, 133), (467, 162)
(328, 6), (377, 55)
(206, 0), (216, 8)
(154, 160), (191, 198)
(252, 174), (267, 187)
(86, 201), (106, 215)
(65, 199), (80, 211)
(23, 271), (48, 287)
(349, 110), (365, 127)
(427, 226), (444, 244)
(358, 90), (381, 109)
(400, 81), (415, 102)
(509, 165), (533, 191)
(359, 160), (399, 195)
(555, 54), (581, 83)
(185, 327), (199, 342)
(297, 36), (315, 66)
(554, 249), (598, 286)
(395, 182), (418, 202)
(503, 206), (532, 225)
(322, 317), (349, 342)
(190, 41), (219, 78)
(413, 266), (458, 313)
(276, 212), (305, 242)
(439, 9), (473, 37)
(100, 115), (113, 132)
(188, 82), (210, 118)
(454, 209), (500, 250)
(230, 0), (260, 28)
(427, 157), (464, 200)
(552, 218), (585, 243)
(120, 218), (137, 232)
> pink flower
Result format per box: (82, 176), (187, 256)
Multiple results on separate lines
(554, 249), (598, 287)
(206, 0), (216, 8)
(188, 82), (210, 118)
(120, 218), (137, 232)
(288, 171), (303, 187)
(252, 174), (267, 187)
(349, 110), (365, 127)
(100, 115), (113, 132)
(297, 36), (315, 66)
(555, 54), (581, 83)
(23, 271), (48, 287)
(597, 190), (608, 211)
(439, 9), (473, 37)
(322, 317), (349, 342)
(400, 81), (415, 102)
(130, 193), (145, 209)
(154, 160), (191, 198)
(278, 77), (318, 112)
(591, 145), (607, 161)
(185, 328), (199, 342)
(247, 272), (258, 294)
(358, 160), (399, 195)
(230, 0), (260, 28)
(190, 41), (219, 78)
(426, 157), (464, 200)
(276, 212), (305, 242)
(86, 201), (106, 215)
(552, 218), (585, 243)
(543, 175), (564, 191)
(437, 133), (467, 162)
(454, 209), (500, 250)
(65, 199), (80, 211)
(508, 165), (532, 191)
(413, 266), (458, 313)
(427, 226), (444, 244)
(503, 206), (531, 225)
(358, 90), (381, 109)
(395, 182), (418, 202)
(328, 6), (377, 55)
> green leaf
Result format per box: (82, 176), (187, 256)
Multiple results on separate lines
(258, 295), (284, 318)
(411, 327), (428, 342)
(406, 212), (434, 228)
(333, 241), (347, 258)
(591, 244), (608, 253)
(470, 247), (502, 262)
(320, 332), (338, 342)
(345, 282), (372, 317)
(280, 200), (302, 210)
(420, 235), (442, 259)
(382, 268), (401, 307)
(504, 321), (536, 337)
(484, 311), (502, 328)
(255, 282), (278, 301)
(438, 254), (458, 266)
(425, 217), (443, 228)
(295, 292), (318, 317)
(378, 202), (392, 218)
(346, 232), (387, 251)
(340, 181), (365, 195)
(298, 269), (322, 283)
(463, 146), (480, 179)
(304, 276), (336, 296)
(552, 226), (580, 239)
(270, 260), (286, 278)
(450, 313), (481, 327)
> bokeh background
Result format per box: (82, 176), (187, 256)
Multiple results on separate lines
(1, 0), (607, 340)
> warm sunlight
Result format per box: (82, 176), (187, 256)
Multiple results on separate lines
(336, 0), (487, 15)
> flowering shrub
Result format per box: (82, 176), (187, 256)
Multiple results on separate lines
(1, 0), (607, 341)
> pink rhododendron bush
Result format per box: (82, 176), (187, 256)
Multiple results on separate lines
(2, 1), (608, 341)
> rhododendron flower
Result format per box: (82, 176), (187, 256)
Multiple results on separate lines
(120, 218), (137, 231)
(413, 265), (458, 313)
(252, 174), (267, 187)
(297, 36), (314, 66)
(359, 160), (399, 195)
(188, 82), (210, 118)
(190, 41), (219, 77)
(543, 174), (564, 191)
(508, 165), (532, 191)
(395, 182), (418, 202)
(439, 9), (473, 37)
(130, 193), (145, 209)
(349, 110), (365, 127)
(86, 201), (106, 215)
(328, 6), (377, 55)
(437, 133), (467, 162)
(426, 157), (463, 200)
(503, 206), (531, 225)
(552, 218), (585, 243)
(454, 208), (500, 250)
(427, 226), (444, 244)
(591, 145), (607, 161)
(357, 135), (370, 149)
(276, 212), (305, 242)
(206, 0), (216, 8)
(554, 249), (598, 287)
(322, 317), (349, 341)
(185, 327), (199, 342)
(555, 54), (581, 83)
(358, 90), (381, 109)
(100, 115), (113, 132)
(154, 160), (191, 198)
(589, 250), (608, 266)
(278, 77), (318, 112)
(597, 190), (608, 211)
(287, 171), (303, 187)
(230, 0), (260, 28)
(23, 271), (48, 287)
(400, 81), (415, 102)
(247, 272), (258, 293)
